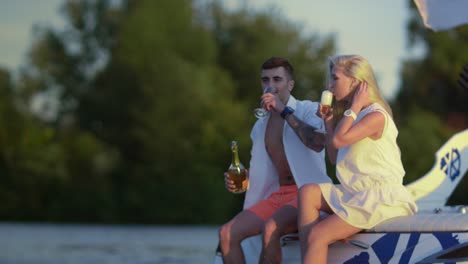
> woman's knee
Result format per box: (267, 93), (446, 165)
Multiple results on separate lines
(298, 184), (320, 204)
(306, 227), (333, 246)
(306, 230), (325, 247)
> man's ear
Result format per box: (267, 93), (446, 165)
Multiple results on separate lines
(288, 80), (295, 92)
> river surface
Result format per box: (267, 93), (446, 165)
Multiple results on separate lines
(0, 222), (219, 264)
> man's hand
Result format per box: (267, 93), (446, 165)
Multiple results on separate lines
(261, 91), (284, 113)
(224, 169), (249, 193)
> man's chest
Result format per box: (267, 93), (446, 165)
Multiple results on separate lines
(264, 117), (285, 152)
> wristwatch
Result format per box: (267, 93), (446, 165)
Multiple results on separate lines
(344, 109), (357, 120)
(280, 106), (295, 119)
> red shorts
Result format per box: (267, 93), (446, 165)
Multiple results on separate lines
(247, 185), (298, 221)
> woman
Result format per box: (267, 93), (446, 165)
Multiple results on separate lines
(298, 55), (417, 263)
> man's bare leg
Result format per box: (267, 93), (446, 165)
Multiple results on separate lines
(219, 210), (264, 264)
(260, 205), (297, 264)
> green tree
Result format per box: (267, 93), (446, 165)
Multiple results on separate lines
(9, 0), (336, 224)
(398, 108), (453, 184)
(68, 0), (336, 223)
(393, 0), (468, 205)
(395, 1), (468, 128)
(210, 2), (335, 109)
(7, 0), (123, 222)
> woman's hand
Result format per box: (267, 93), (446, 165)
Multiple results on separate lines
(351, 81), (369, 110)
(317, 104), (334, 123)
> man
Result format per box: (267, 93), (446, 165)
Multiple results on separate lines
(218, 57), (331, 263)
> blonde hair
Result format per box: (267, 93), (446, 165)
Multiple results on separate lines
(328, 55), (393, 120)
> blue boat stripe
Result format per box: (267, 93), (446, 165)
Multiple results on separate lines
(398, 233), (420, 264)
(371, 233), (400, 264)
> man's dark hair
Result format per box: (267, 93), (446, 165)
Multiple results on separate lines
(261, 57), (295, 80)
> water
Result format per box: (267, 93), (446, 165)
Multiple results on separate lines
(0, 222), (219, 264)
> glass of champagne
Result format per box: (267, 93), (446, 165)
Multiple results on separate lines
(253, 87), (278, 118)
(320, 90), (333, 116)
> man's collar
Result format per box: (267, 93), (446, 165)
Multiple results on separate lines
(286, 95), (297, 110)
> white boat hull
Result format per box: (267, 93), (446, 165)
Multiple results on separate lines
(214, 228), (468, 263)
(213, 129), (468, 263)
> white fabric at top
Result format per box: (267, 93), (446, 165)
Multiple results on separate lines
(243, 95), (332, 209)
(319, 103), (418, 229)
(414, 0), (468, 31)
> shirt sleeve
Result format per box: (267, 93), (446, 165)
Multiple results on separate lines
(302, 101), (324, 131)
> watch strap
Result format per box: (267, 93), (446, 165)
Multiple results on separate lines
(344, 109), (357, 120)
(280, 106), (295, 119)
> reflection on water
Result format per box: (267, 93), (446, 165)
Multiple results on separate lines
(0, 222), (218, 264)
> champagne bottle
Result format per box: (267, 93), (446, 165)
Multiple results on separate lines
(227, 140), (247, 194)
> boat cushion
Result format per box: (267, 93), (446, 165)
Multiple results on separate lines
(366, 212), (468, 233)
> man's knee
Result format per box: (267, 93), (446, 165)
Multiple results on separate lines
(262, 218), (279, 237)
(219, 222), (231, 241)
(219, 221), (243, 243)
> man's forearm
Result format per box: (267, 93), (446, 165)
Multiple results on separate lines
(284, 114), (326, 152)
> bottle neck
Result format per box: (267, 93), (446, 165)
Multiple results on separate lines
(231, 145), (240, 166)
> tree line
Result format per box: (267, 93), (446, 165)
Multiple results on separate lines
(0, 0), (466, 224)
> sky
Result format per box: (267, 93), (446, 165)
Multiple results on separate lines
(0, 0), (420, 100)
(0, 0), (65, 70)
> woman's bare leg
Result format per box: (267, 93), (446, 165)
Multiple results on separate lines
(302, 214), (361, 264)
(297, 184), (332, 259)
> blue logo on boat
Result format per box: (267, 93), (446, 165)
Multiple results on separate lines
(440, 148), (461, 181)
(343, 232), (460, 263)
